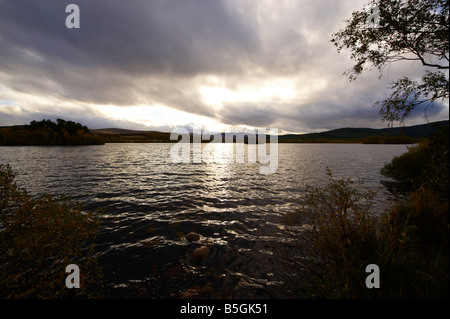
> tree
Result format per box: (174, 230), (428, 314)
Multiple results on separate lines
(325, 0), (449, 298)
(331, 0), (449, 125)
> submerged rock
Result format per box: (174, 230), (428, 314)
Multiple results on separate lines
(193, 246), (210, 262)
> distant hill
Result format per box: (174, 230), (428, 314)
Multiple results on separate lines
(278, 120), (449, 144)
(90, 120), (448, 144)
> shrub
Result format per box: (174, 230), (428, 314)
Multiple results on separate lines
(282, 168), (449, 298)
(0, 164), (103, 298)
(380, 142), (430, 193)
(381, 127), (449, 199)
(282, 169), (380, 298)
(378, 190), (449, 298)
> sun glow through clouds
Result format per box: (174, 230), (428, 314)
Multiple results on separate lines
(200, 77), (297, 109)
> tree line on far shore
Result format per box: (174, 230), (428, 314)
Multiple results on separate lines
(0, 119), (104, 146)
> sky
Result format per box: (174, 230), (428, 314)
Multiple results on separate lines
(0, 0), (448, 134)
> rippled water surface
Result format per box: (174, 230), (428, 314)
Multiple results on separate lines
(0, 143), (409, 298)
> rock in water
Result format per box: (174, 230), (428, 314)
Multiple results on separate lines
(186, 232), (201, 242)
(193, 246), (210, 262)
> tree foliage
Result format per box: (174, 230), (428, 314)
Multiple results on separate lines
(331, 0), (449, 124)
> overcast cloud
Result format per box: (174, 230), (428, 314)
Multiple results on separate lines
(0, 0), (448, 133)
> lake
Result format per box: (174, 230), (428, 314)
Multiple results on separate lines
(0, 143), (409, 298)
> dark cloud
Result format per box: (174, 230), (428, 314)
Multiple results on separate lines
(1, 0), (258, 73)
